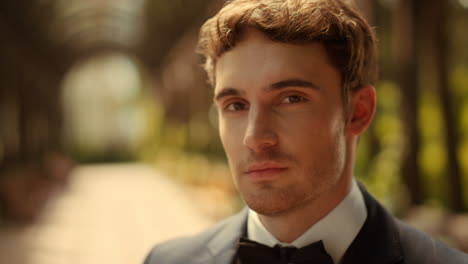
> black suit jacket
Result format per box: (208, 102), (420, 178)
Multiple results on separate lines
(144, 186), (468, 263)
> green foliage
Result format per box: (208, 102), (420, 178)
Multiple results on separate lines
(137, 93), (224, 164)
(418, 92), (447, 205)
(356, 80), (406, 213)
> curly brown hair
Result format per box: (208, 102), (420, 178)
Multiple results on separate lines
(197, 0), (377, 105)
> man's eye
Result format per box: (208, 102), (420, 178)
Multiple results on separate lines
(225, 102), (247, 111)
(282, 95), (305, 104)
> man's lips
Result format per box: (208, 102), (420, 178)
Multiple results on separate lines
(245, 162), (288, 173)
(244, 163), (288, 180)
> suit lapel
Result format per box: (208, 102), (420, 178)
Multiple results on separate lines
(341, 185), (404, 264)
(206, 208), (248, 264)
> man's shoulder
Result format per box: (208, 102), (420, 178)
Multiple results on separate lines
(395, 218), (468, 263)
(356, 185), (468, 264)
(144, 211), (246, 264)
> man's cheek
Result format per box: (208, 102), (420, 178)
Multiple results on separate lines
(219, 122), (231, 149)
(222, 133), (242, 160)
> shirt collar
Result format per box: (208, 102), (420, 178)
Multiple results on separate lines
(247, 179), (367, 264)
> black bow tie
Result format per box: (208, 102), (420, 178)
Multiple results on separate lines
(237, 237), (334, 264)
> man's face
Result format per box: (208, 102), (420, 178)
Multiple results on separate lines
(214, 29), (349, 216)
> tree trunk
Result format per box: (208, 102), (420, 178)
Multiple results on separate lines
(430, 0), (464, 212)
(393, 0), (422, 206)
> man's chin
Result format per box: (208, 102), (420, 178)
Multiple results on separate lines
(242, 191), (305, 217)
(247, 203), (288, 216)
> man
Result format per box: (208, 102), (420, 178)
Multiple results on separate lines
(144, 0), (468, 263)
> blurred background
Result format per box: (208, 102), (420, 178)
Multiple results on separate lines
(0, 0), (467, 263)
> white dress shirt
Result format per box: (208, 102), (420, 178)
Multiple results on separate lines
(247, 179), (367, 264)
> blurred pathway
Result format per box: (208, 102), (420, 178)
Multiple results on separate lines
(0, 163), (213, 264)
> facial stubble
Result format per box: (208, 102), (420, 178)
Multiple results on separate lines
(235, 139), (345, 217)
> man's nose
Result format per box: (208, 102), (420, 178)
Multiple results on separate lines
(243, 108), (278, 152)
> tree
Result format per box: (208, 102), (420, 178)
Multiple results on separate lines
(430, 0), (464, 211)
(393, 0), (422, 206)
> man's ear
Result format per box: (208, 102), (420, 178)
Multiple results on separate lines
(346, 85), (376, 136)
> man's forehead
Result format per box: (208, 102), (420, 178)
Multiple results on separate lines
(216, 29), (274, 68)
(214, 34), (332, 93)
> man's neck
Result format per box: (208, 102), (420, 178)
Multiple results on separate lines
(257, 176), (352, 243)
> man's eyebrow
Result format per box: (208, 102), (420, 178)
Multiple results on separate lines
(214, 88), (240, 102)
(214, 79), (319, 101)
(270, 79), (321, 90)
